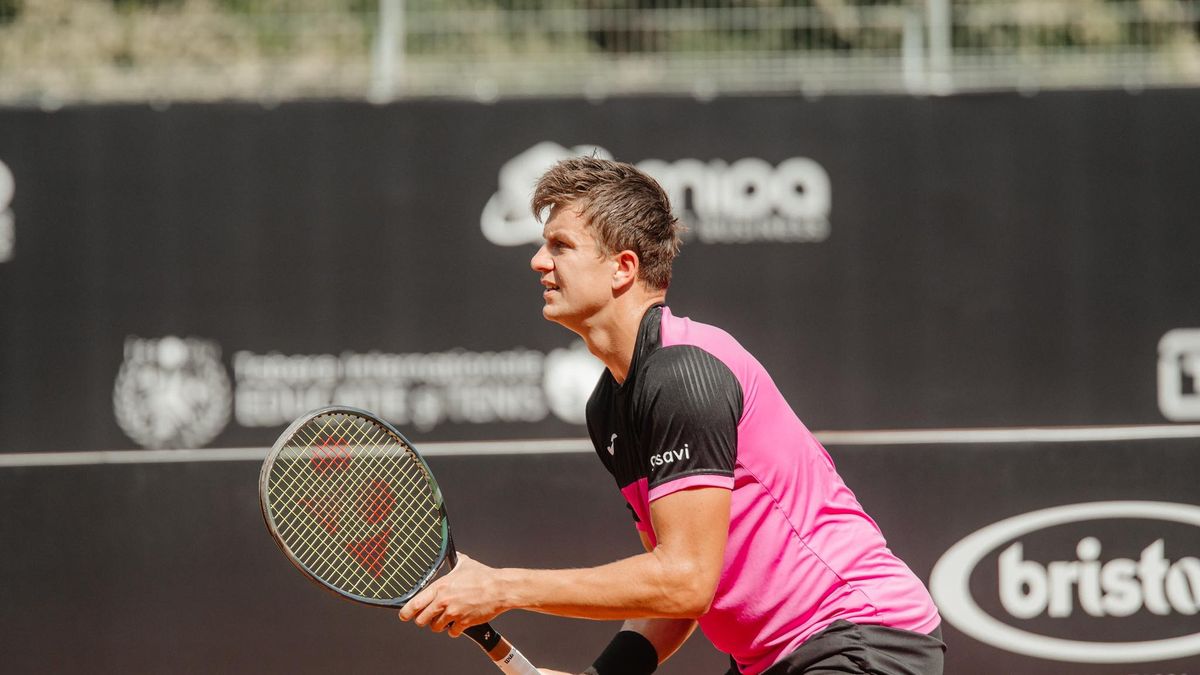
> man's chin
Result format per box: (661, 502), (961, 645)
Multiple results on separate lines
(541, 305), (578, 331)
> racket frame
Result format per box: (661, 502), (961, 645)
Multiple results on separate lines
(259, 406), (539, 675)
(258, 405), (453, 607)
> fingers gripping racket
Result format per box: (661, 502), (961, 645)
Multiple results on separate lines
(260, 406), (538, 675)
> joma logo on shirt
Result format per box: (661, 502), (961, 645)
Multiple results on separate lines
(650, 444), (690, 468)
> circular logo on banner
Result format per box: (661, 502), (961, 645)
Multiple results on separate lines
(0, 158), (14, 263)
(113, 336), (232, 449)
(930, 501), (1200, 664)
(543, 340), (605, 424)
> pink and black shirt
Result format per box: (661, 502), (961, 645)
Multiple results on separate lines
(585, 305), (940, 675)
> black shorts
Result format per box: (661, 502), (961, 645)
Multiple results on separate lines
(725, 621), (946, 675)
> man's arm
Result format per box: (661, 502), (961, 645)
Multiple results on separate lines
(618, 528), (700, 665)
(538, 530), (701, 675)
(531, 617), (696, 675)
(397, 486), (729, 635)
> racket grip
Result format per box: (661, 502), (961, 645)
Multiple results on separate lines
(464, 623), (540, 675)
(490, 638), (539, 675)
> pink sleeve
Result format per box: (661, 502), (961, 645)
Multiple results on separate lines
(648, 473), (735, 502)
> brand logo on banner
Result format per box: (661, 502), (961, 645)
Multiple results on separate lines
(233, 339), (604, 432)
(113, 336), (233, 449)
(930, 501), (1200, 664)
(113, 337), (603, 449)
(0, 158), (14, 263)
(481, 142), (831, 247)
(1159, 328), (1200, 421)
(481, 142), (613, 246)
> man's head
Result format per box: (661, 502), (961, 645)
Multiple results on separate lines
(531, 156), (682, 290)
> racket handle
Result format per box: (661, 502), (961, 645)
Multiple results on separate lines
(464, 623), (540, 675)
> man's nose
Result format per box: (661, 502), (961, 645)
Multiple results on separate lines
(531, 245), (551, 272)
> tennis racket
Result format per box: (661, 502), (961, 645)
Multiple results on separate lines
(259, 405), (538, 675)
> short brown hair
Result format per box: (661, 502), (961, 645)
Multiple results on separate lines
(532, 156), (683, 290)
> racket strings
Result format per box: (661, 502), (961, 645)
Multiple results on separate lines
(285, 416), (441, 591)
(273, 416), (440, 596)
(266, 413), (445, 600)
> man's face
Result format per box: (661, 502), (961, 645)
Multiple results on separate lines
(530, 205), (616, 332)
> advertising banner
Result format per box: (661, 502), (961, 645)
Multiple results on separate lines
(1, 91), (1198, 454)
(2, 436), (1197, 673)
(2, 90), (1198, 674)
(833, 436), (1200, 674)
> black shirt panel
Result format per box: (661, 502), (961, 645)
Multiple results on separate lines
(586, 306), (743, 527)
(634, 345), (742, 490)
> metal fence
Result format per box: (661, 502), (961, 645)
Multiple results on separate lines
(1, 0), (1198, 104)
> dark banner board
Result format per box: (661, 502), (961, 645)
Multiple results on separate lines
(1, 90), (1199, 453)
(834, 437), (1200, 675)
(2, 437), (1198, 673)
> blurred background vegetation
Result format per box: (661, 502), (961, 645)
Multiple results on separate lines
(0, 0), (1197, 103)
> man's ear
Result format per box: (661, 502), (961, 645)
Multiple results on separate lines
(612, 249), (640, 292)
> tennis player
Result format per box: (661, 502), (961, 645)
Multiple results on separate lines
(399, 157), (945, 674)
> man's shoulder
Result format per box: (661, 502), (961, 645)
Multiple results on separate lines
(633, 345), (744, 415)
(660, 308), (753, 360)
(639, 342), (729, 378)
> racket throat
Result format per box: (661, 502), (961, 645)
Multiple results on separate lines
(463, 622), (502, 653)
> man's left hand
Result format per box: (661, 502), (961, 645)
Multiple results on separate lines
(397, 553), (507, 637)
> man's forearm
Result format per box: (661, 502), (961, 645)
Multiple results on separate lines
(497, 548), (715, 620)
(622, 617), (698, 664)
(398, 489), (729, 636)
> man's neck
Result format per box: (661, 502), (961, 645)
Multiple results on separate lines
(577, 294), (665, 384)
